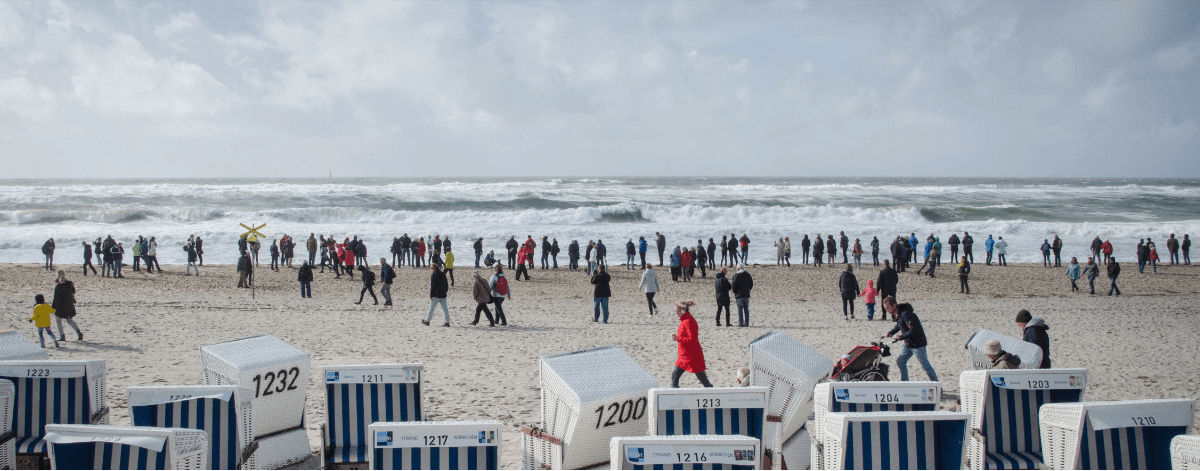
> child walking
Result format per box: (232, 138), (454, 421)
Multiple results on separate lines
(30, 294), (58, 348)
(859, 279), (879, 320)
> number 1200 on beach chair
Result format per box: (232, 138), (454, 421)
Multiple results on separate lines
(322, 364), (425, 470)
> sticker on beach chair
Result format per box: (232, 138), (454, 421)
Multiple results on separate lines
(325, 368), (417, 384)
(1085, 403), (1196, 431)
(833, 386), (939, 404)
(373, 429), (497, 448)
(623, 444), (757, 465)
(655, 390), (766, 410)
(0, 364), (85, 378)
(990, 373), (1085, 390)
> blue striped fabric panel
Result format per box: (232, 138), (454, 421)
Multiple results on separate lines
(372, 445), (499, 470)
(842, 420), (937, 470)
(659, 408), (765, 441)
(1076, 422), (1187, 470)
(630, 465), (754, 470)
(131, 398), (239, 469)
(1, 376), (91, 453)
(51, 441), (168, 470)
(328, 383), (421, 463)
(830, 402), (936, 413)
(984, 387), (1048, 455)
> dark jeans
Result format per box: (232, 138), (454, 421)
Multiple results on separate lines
(998, 254), (1007, 266)
(271, 255), (279, 270)
(872, 252), (879, 266)
(716, 301), (731, 325)
(950, 246), (958, 260)
(658, 247), (665, 266)
(359, 286), (377, 303)
(986, 251), (993, 265)
(300, 281), (311, 298)
(541, 252), (549, 269)
(83, 259), (96, 275)
(964, 247), (973, 263)
(516, 264), (529, 280)
(492, 297), (507, 324)
(1087, 274), (1096, 294)
(645, 292), (657, 315)
(1109, 278), (1120, 295)
(475, 252), (482, 268)
(736, 298), (750, 326)
(960, 275), (970, 293)
(639, 252), (646, 268)
(1053, 249), (1061, 266)
(670, 366), (713, 388)
(309, 251), (316, 265)
(507, 251), (516, 269)
(473, 303), (495, 325)
(842, 297), (855, 316)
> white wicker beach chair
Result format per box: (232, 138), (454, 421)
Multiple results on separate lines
(0, 379), (15, 470)
(322, 364), (424, 469)
(1171, 435), (1200, 470)
(1040, 399), (1196, 470)
(44, 424), (208, 470)
(367, 421), (502, 470)
(0, 331), (49, 361)
(610, 435), (761, 470)
(520, 346), (659, 470)
(648, 387), (768, 439)
(127, 385), (257, 470)
(964, 330), (1042, 370)
(777, 427), (810, 471)
(822, 411), (970, 470)
(811, 381), (941, 469)
(748, 331), (833, 470)
(960, 368), (1087, 470)
(199, 335), (311, 469)
(0, 359), (108, 470)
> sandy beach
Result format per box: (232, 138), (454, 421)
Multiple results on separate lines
(2, 259), (1198, 469)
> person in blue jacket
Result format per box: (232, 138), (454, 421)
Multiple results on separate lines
(1041, 239), (1052, 267)
(908, 234), (919, 264)
(638, 237), (649, 269)
(984, 235), (995, 265)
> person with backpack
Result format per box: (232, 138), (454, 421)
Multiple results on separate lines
(591, 265), (612, 324)
(489, 265), (510, 325)
(958, 256), (971, 294)
(1051, 235), (1063, 267)
(298, 262), (313, 298)
(354, 265), (378, 305)
(379, 258), (395, 305)
(670, 300), (713, 388)
(422, 264), (449, 326)
(962, 232), (974, 263)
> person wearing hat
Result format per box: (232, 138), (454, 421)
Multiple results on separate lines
(1016, 310), (1051, 368)
(983, 340), (1020, 369)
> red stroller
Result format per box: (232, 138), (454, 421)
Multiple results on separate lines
(831, 340), (892, 381)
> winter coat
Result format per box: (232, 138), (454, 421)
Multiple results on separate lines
(838, 270), (859, 300)
(41, 239), (55, 255)
(995, 239), (1008, 255)
(886, 310), (928, 349)
(962, 234), (973, 247)
(1066, 262), (1081, 280)
(877, 267), (899, 295)
(307, 237), (317, 252)
(670, 251), (681, 267)
(639, 269), (660, 293)
(675, 312), (706, 373)
(1107, 261), (1121, 278)
(473, 277), (492, 304)
(473, 239), (483, 254)
(991, 352), (1021, 370)
(428, 270), (447, 298)
(1084, 262), (1099, 278)
(638, 240), (648, 253)
(52, 280), (76, 319)
(591, 271), (612, 298)
(657, 234), (667, 249)
(1022, 318), (1051, 368)
(380, 264), (396, 284)
(985, 237), (995, 252)
(626, 241), (636, 255)
(298, 265), (313, 282)
(731, 270), (753, 299)
(237, 255), (252, 273)
(552, 241), (560, 255)
(714, 273), (732, 304)
(858, 279), (878, 304)
(948, 234), (960, 246)
(680, 250), (692, 268)
(506, 238), (518, 254)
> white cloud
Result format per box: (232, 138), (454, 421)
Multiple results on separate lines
(0, 75), (58, 121)
(1154, 38), (1199, 72)
(154, 11), (200, 42)
(1083, 71), (1123, 110)
(1043, 47), (1075, 84)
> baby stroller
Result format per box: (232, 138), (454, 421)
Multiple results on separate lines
(831, 340), (891, 381)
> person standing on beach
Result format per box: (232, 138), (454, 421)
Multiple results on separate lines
(1136, 239), (1147, 273)
(489, 265), (510, 325)
(195, 236), (204, 266)
(775, 238), (786, 267)
(876, 260), (899, 319)
(596, 239), (608, 269)
(379, 258), (395, 305)
(626, 239), (636, 270)
(984, 235), (995, 265)
(958, 256), (971, 294)
(639, 266), (660, 316)
(948, 233), (960, 261)
(870, 236), (880, 266)
(130, 236), (142, 271)
(669, 247), (681, 282)
(470, 272), (497, 327)
(1083, 257), (1099, 294)
(782, 237), (792, 268)
(472, 237), (483, 268)
(1051, 235), (1063, 267)
(443, 237), (452, 259)
(391, 237), (401, 267)
(236, 251), (253, 288)
(1090, 236), (1103, 263)
(185, 240), (200, 276)
(852, 238), (863, 268)
(707, 238), (717, 270)
(551, 238), (560, 268)
(1167, 234), (1180, 265)
(695, 242), (708, 278)
(728, 233), (740, 265)
(516, 244), (531, 281)
(656, 232), (667, 266)
(801, 235), (811, 265)
(908, 233), (919, 264)
(567, 240), (579, 271)
(307, 233), (317, 266)
(541, 236), (552, 270)
(444, 250), (456, 287)
(30, 294), (58, 348)
(962, 232), (974, 263)
(720, 235), (730, 266)
(591, 264), (612, 323)
(638, 237), (648, 269)
(1041, 239), (1052, 267)
(1066, 257), (1081, 292)
(714, 267), (732, 326)
(739, 234), (750, 263)
(81, 241), (97, 276)
(813, 234), (824, 268)
(112, 242), (125, 278)
(839, 265), (859, 320)
(839, 231), (849, 264)
(42, 238), (55, 271)
(680, 247), (693, 282)
(995, 236), (1008, 266)
(505, 236), (518, 269)
(415, 237), (426, 268)
(398, 233), (410, 267)
(732, 264), (753, 327)
(670, 300), (713, 388)
(1016, 310), (1051, 368)
(1183, 234), (1191, 265)
(298, 262), (313, 298)
(343, 240), (356, 279)
(52, 271), (83, 341)
(270, 240), (280, 271)
(1107, 257), (1122, 295)
(883, 297), (938, 381)
(146, 237), (160, 273)
(422, 265), (449, 325)
(827, 234), (837, 265)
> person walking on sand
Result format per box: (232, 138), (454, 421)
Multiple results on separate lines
(1052, 235), (1063, 267)
(839, 265), (860, 320)
(1091, 236), (1103, 263)
(1066, 257), (1081, 292)
(876, 260), (898, 317)
(591, 264), (612, 323)
(422, 265), (449, 326)
(81, 241), (97, 276)
(42, 238), (56, 271)
(379, 258), (395, 305)
(883, 297), (938, 381)
(1016, 310), (1051, 368)
(958, 256), (971, 294)
(714, 267), (732, 326)
(1083, 256), (1099, 294)
(30, 294), (58, 348)
(489, 265), (510, 326)
(859, 279), (878, 320)
(656, 232), (667, 267)
(639, 266), (660, 316)
(470, 272), (497, 327)
(355, 265), (378, 305)
(732, 264), (754, 327)
(298, 261), (313, 298)
(516, 245), (532, 281)
(52, 271), (83, 341)
(1107, 256), (1122, 296)
(670, 300), (713, 388)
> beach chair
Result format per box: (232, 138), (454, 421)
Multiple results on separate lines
(1039, 399), (1196, 470)
(367, 421), (502, 470)
(748, 331), (833, 469)
(322, 364), (424, 469)
(521, 346), (659, 470)
(811, 381), (942, 469)
(1171, 435), (1200, 470)
(959, 368), (1087, 469)
(127, 385), (258, 470)
(822, 411), (970, 470)
(647, 387), (767, 469)
(199, 335), (312, 469)
(777, 428), (810, 471)
(964, 330), (1042, 370)
(610, 435), (762, 470)
(44, 424), (208, 470)
(0, 379), (14, 470)
(0, 331), (48, 361)
(0, 360), (108, 470)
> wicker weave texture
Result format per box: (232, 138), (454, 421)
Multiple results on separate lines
(1173, 435), (1200, 470)
(199, 335), (310, 438)
(126, 385), (257, 470)
(748, 331), (832, 466)
(960, 368), (1087, 470)
(536, 346), (658, 470)
(0, 379), (13, 470)
(965, 330), (1043, 370)
(253, 427), (312, 469)
(779, 426), (809, 471)
(1040, 399), (1196, 470)
(0, 331), (49, 361)
(45, 424), (211, 470)
(609, 435), (761, 470)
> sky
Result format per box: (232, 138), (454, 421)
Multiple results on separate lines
(0, 0), (1197, 178)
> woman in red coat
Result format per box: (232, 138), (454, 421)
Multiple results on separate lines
(341, 239), (356, 279)
(680, 249), (693, 282)
(671, 300), (713, 387)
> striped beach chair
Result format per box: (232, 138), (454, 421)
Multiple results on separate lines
(200, 335), (312, 469)
(647, 388), (767, 469)
(0, 360), (107, 470)
(1172, 435), (1200, 470)
(322, 364), (424, 469)
(0, 379), (15, 470)
(610, 435), (761, 470)
(127, 385), (257, 470)
(1040, 399), (1196, 470)
(0, 331), (48, 361)
(822, 411), (971, 470)
(748, 331), (833, 469)
(964, 330), (1042, 370)
(811, 381), (942, 469)
(960, 368), (1087, 469)
(44, 424), (208, 470)
(368, 421), (502, 470)
(521, 346), (659, 470)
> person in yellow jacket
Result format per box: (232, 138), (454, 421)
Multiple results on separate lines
(445, 249), (456, 287)
(29, 294), (59, 348)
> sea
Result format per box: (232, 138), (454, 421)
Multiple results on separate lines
(1, 177), (1196, 266)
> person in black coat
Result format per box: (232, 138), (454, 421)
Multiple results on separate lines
(236, 253), (253, 288)
(422, 265), (449, 325)
(52, 271), (83, 341)
(706, 239), (717, 270)
(42, 238), (55, 270)
(473, 238), (484, 268)
(714, 268), (732, 327)
(298, 262), (314, 298)
(355, 265), (378, 305)
(876, 260), (899, 319)
(839, 265), (860, 320)
(1016, 310), (1051, 368)
(731, 264), (753, 326)
(551, 239), (560, 268)
(81, 241), (97, 276)
(505, 236), (519, 269)
(591, 265), (612, 323)
(568, 240), (580, 271)
(656, 232), (667, 266)
(883, 298), (938, 381)
(801, 235), (811, 265)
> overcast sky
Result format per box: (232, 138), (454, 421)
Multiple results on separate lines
(0, 1), (1197, 178)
